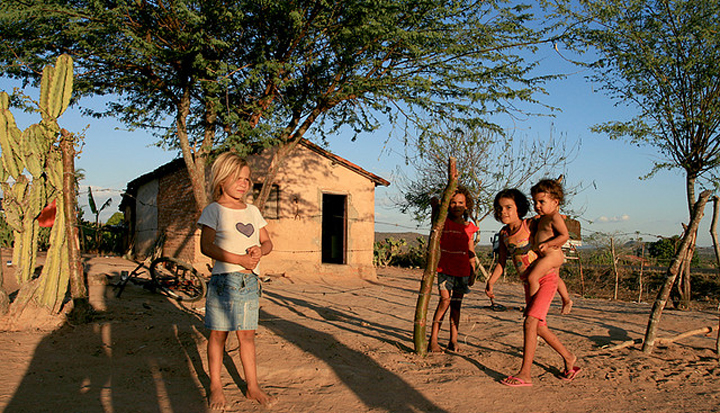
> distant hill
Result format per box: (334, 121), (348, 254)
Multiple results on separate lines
(375, 232), (426, 248)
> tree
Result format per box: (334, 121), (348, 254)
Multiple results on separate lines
(562, 0), (720, 308)
(87, 186), (112, 251)
(399, 123), (579, 224)
(1, 0), (562, 214)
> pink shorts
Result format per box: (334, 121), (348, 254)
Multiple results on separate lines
(523, 269), (558, 326)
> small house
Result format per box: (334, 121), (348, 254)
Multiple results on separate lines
(120, 139), (390, 280)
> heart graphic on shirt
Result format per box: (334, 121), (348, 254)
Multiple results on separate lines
(235, 222), (255, 237)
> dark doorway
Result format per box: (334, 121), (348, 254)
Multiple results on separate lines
(322, 194), (346, 264)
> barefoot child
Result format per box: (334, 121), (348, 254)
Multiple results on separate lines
(198, 152), (276, 409)
(486, 188), (579, 386)
(428, 186), (479, 353)
(524, 179), (570, 306)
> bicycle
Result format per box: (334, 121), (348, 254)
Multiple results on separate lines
(113, 256), (207, 303)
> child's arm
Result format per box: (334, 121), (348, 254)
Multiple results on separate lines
(200, 225), (261, 269)
(537, 213), (570, 254)
(485, 239), (507, 299)
(246, 228), (273, 259)
(468, 229), (477, 274)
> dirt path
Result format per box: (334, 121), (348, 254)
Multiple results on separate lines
(1, 256), (719, 412)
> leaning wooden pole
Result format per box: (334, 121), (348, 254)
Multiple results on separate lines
(642, 190), (712, 353)
(710, 196), (720, 357)
(413, 158), (457, 356)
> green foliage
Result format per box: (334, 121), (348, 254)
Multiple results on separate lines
(373, 236), (430, 268)
(561, 0), (720, 200)
(1, 0), (564, 210)
(106, 212), (124, 226)
(646, 236), (680, 265)
(374, 238), (407, 267)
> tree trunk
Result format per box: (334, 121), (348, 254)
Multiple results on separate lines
(710, 196), (720, 276)
(710, 196), (720, 357)
(678, 174), (698, 309)
(61, 131), (92, 322)
(679, 228), (696, 309)
(0, 249), (8, 316)
(176, 87), (210, 213)
(413, 158), (457, 356)
(642, 190), (711, 353)
(638, 243), (645, 303)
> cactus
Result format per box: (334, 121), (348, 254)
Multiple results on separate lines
(0, 54), (77, 311)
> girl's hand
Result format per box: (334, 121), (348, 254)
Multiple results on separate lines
(246, 245), (262, 260)
(485, 283), (495, 299)
(239, 253), (260, 270)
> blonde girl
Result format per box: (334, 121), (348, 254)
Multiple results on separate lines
(198, 152), (275, 408)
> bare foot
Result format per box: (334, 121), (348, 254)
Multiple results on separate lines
(563, 353), (577, 373)
(208, 386), (226, 411)
(246, 387), (276, 407)
(561, 299), (573, 315)
(447, 342), (462, 353)
(428, 342), (444, 353)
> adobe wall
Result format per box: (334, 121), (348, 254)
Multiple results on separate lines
(157, 166), (200, 263)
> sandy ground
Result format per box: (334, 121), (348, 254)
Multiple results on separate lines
(1, 255), (720, 413)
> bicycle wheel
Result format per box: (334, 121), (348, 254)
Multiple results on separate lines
(150, 257), (207, 302)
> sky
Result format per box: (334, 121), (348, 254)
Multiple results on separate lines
(0, 44), (716, 247)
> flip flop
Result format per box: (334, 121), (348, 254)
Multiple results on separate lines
(500, 376), (533, 387)
(560, 366), (582, 381)
(489, 298), (507, 312)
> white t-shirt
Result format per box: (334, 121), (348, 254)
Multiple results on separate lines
(197, 202), (268, 274)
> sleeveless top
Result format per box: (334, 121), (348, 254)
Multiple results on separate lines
(500, 219), (537, 277)
(437, 218), (479, 277)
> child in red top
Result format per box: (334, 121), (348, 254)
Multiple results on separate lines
(428, 186), (479, 353)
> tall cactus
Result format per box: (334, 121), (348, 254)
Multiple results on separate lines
(0, 55), (78, 314)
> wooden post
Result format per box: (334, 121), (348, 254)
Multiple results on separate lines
(61, 130), (92, 321)
(642, 190), (712, 353)
(611, 236), (619, 300)
(413, 158), (457, 356)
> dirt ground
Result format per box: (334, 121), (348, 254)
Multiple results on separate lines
(1, 254), (720, 413)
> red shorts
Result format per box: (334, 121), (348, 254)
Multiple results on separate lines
(523, 269), (558, 326)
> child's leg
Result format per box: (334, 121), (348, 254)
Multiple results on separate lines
(429, 289), (451, 352)
(447, 292), (464, 352)
(526, 251), (563, 296)
(236, 329), (275, 406)
(505, 315), (540, 385)
(557, 278), (573, 315)
(537, 324), (576, 373)
(207, 330), (229, 410)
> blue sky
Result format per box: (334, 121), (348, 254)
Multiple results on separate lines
(0, 43), (715, 247)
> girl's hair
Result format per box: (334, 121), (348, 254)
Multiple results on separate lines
(454, 186), (474, 217)
(530, 179), (565, 205)
(493, 188), (530, 221)
(210, 152), (251, 201)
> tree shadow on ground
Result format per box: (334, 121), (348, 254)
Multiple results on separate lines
(262, 289), (451, 413)
(4, 282), (208, 413)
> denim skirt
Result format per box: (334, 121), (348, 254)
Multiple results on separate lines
(205, 272), (260, 331)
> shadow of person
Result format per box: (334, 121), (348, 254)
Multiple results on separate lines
(260, 289), (451, 413)
(4, 281), (208, 413)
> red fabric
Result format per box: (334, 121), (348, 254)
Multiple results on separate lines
(436, 218), (479, 277)
(38, 199), (57, 228)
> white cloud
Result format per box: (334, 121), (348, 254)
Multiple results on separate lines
(596, 214), (630, 223)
